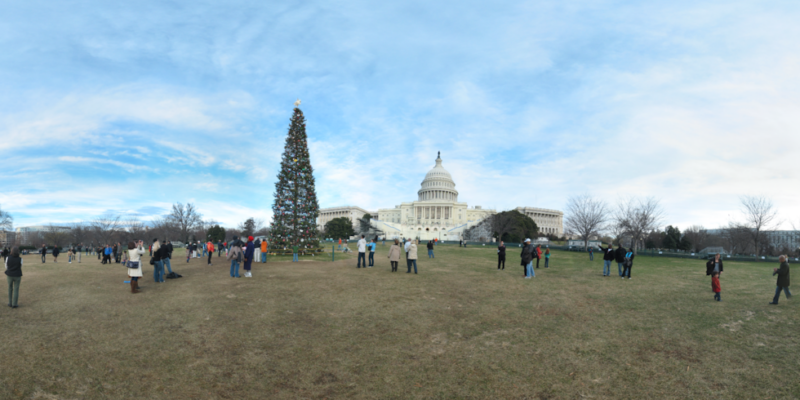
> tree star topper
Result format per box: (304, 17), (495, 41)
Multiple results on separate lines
(294, 99), (301, 107)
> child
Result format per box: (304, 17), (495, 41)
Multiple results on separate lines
(712, 272), (721, 301)
(544, 247), (551, 268)
(68, 248), (73, 264)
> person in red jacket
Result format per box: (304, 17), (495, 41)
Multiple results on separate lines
(534, 244), (542, 268)
(712, 272), (721, 302)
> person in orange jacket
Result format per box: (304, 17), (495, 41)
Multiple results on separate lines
(206, 241), (215, 265)
(260, 239), (268, 262)
(534, 244), (542, 268)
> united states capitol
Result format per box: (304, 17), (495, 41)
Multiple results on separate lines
(317, 153), (564, 241)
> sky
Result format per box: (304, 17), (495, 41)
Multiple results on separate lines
(1, 0), (799, 230)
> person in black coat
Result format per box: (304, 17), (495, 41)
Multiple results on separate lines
(706, 253), (724, 278)
(5, 247), (23, 308)
(52, 246), (60, 263)
(497, 241), (506, 270)
(614, 245), (627, 277)
(41, 244), (47, 263)
(520, 239), (534, 278)
(601, 244), (615, 276)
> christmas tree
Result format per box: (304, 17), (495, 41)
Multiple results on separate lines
(269, 101), (321, 253)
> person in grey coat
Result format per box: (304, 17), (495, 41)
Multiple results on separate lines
(769, 255), (791, 305)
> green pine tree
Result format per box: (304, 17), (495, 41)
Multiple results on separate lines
(269, 105), (320, 252)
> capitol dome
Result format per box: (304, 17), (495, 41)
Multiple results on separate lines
(418, 152), (459, 202)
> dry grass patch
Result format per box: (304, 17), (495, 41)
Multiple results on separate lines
(0, 245), (798, 399)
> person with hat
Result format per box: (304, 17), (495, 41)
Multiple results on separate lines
(243, 236), (255, 278)
(520, 239), (535, 278)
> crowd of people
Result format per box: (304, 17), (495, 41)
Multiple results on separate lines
(3, 237), (793, 308)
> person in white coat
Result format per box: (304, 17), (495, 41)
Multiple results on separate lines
(357, 235), (367, 268)
(127, 240), (146, 293)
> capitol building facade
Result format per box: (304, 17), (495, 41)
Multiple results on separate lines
(317, 154), (563, 241)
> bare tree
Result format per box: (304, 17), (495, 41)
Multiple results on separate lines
(69, 222), (89, 246)
(721, 222), (754, 255)
(91, 214), (122, 245)
(43, 224), (71, 248)
(166, 203), (203, 243)
(739, 196), (780, 256)
(564, 195), (608, 251)
(125, 217), (148, 243)
(0, 205), (12, 231)
(682, 225), (708, 252)
(614, 197), (664, 254)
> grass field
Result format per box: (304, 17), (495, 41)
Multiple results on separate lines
(1, 244), (798, 399)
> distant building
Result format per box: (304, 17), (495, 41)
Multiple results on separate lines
(317, 153), (565, 241)
(0, 230), (16, 247)
(515, 207), (564, 236)
(317, 206), (371, 233)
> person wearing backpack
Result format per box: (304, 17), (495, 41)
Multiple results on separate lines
(226, 236), (243, 278)
(622, 249), (634, 279)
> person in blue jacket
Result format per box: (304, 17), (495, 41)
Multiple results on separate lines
(368, 239), (376, 267)
(243, 236), (255, 278)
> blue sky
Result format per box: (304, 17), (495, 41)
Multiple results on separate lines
(1, 1), (799, 229)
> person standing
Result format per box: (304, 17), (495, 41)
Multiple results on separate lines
(97, 245), (102, 260)
(1, 247), (8, 263)
(614, 245), (627, 277)
(711, 272), (721, 302)
(226, 236), (243, 278)
(338, 238), (342, 251)
(127, 240), (145, 294)
(41, 244), (47, 263)
(207, 241), (214, 265)
(104, 245), (113, 264)
(67, 248), (74, 264)
(76, 243), (82, 263)
(520, 238), (534, 278)
(254, 239), (261, 264)
(622, 249), (634, 279)
(5, 247), (23, 308)
(407, 240), (418, 274)
(533, 244), (541, 269)
(404, 239), (412, 270)
(52, 246), (60, 263)
(706, 253), (724, 279)
(388, 239), (401, 272)
(163, 240), (174, 275)
(497, 241), (506, 270)
(151, 239), (166, 283)
(589, 246), (594, 261)
(544, 247), (551, 268)
(243, 236), (254, 278)
(602, 244), (615, 277)
(202, 242), (208, 258)
(769, 255), (792, 305)
(357, 235), (367, 268)
(368, 239), (376, 267)
(292, 242), (299, 262)
(427, 241), (434, 259)
(459, 239), (463, 248)
(260, 239), (267, 262)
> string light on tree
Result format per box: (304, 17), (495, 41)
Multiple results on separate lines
(269, 100), (320, 254)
